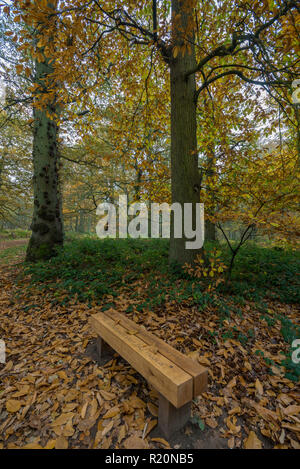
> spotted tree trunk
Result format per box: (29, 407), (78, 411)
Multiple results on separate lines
(26, 58), (63, 262)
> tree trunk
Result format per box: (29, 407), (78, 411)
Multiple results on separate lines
(169, 0), (201, 265)
(26, 41), (63, 261)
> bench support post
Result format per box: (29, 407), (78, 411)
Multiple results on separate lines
(96, 336), (115, 365)
(158, 394), (191, 438)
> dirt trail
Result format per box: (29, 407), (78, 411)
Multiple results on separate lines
(0, 238), (29, 251)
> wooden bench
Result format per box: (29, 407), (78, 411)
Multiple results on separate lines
(90, 310), (208, 438)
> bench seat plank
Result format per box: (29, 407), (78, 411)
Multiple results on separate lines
(90, 312), (193, 408)
(101, 308), (208, 397)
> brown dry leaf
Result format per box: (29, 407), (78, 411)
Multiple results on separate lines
(64, 390), (78, 402)
(226, 416), (241, 434)
(277, 393), (293, 406)
(55, 436), (69, 449)
(88, 398), (98, 418)
(6, 399), (21, 413)
(151, 437), (170, 448)
(22, 443), (43, 449)
(282, 423), (300, 433)
(289, 438), (300, 449)
(99, 390), (116, 401)
(77, 412), (100, 432)
(102, 419), (114, 437)
(117, 425), (126, 444)
(243, 398), (280, 424)
(2, 360), (13, 372)
(244, 361), (252, 371)
(63, 403), (78, 412)
(283, 405), (300, 416)
(197, 356), (210, 366)
(229, 406), (242, 416)
(63, 419), (75, 437)
(144, 419), (157, 437)
(205, 417), (218, 429)
(228, 437), (235, 449)
(123, 434), (148, 449)
(255, 379), (264, 395)
(103, 406), (120, 419)
(51, 412), (74, 427)
(128, 395), (146, 409)
(192, 338), (202, 347)
(101, 435), (113, 449)
(244, 431), (262, 449)
(147, 402), (158, 417)
(81, 401), (89, 419)
(44, 439), (56, 449)
(93, 430), (102, 448)
(12, 385), (30, 398)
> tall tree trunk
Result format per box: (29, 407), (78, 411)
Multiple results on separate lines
(26, 14), (63, 261)
(169, 0), (201, 265)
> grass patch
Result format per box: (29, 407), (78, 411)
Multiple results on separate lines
(0, 229), (30, 239)
(0, 244), (27, 264)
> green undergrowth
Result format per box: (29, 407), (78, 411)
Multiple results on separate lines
(24, 238), (300, 306)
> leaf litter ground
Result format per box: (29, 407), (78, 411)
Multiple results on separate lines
(0, 242), (299, 449)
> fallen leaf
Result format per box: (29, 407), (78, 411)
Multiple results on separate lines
(123, 434), (148, 449)
(55, 436), (68, 449)
(244, 431), (262, 449)
(6, 399), (21, 413)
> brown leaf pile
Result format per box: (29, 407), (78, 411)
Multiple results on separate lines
(0, 262), (299, 449)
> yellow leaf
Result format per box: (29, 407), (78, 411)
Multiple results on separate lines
(99, 390), (116, 401)
(255, 379), (264, 395)
(173, 46), (179, 58)
(51, 412), (74, 427)
(6, 399), (21, 413)
(22, 443), (43, 449)
(244, 431), (262, 449)
(151, 437), (170, 448)
(44, 439), (56, 449)
(102, 406), (120, 419)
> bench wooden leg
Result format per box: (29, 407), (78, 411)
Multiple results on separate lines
(158, 394), (191, 438)
(96, 336), (115, 365)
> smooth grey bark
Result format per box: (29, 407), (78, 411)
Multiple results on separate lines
(26, 55), (63, 261)
(169, 0), (202, 265)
